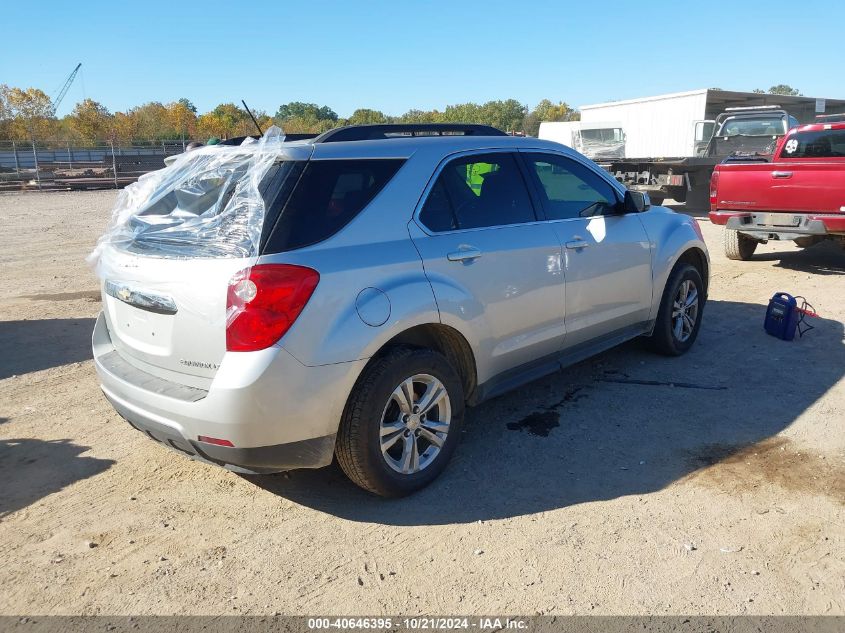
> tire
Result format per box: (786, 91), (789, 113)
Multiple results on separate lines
(794, 236), (822, 249)
(336, 347), (465, 497)
(648, 263), (705, 356)
(724, 229), (758, 260)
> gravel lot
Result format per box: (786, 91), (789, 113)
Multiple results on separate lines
(1, 191), (843, 616)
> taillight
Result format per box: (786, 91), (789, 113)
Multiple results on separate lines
(226, 264), (319, 352)
(709, 169), (719, 211)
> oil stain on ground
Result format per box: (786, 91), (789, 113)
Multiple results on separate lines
(506, 386), (587, 437)
(506, 411), (560, 437)
(684, 436), (845, 503)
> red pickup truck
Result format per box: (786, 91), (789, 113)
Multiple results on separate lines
(709, 121), (845, 260)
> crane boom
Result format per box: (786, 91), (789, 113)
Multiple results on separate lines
(51, 63), (82, 116)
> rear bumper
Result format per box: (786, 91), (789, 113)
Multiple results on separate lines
(709, 210), (845, 237)
(92, 312), (366, 473)
(106, 388), (335, 474)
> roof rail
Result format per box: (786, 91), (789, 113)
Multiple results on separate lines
(283, 132), (320, 141)
(313, 123), (507, 143)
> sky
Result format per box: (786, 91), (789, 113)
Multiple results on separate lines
(2, 0), (843, 118)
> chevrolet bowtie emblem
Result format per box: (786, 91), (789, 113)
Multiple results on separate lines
(117, 287), (132, 301)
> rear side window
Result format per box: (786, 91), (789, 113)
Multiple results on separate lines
(263, 159), (405, 253)
(419, 153), (535, 232)
(525, 153), (618, 220)
(780, 130), (845, 159)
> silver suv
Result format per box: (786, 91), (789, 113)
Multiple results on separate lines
(92, 124), (709, 497)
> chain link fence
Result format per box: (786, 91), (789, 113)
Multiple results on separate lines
(0, 139), (193, 192)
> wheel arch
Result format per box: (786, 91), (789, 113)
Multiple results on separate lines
(674, 246), (709, 295)
(366, 323), (478, 403)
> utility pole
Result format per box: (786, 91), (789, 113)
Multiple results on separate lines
(31, 138), (42, 190)
(110, 140), (118, 189)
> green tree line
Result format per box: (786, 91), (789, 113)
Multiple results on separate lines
(0, 84), (578, 145)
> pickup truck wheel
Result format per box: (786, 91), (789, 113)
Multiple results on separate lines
(336, 347), (464, 497)
(724, 229), (758, 260)
(648, 263), (705, 356)
(794, 236), (823, 248)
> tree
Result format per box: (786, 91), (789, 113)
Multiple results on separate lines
(277, 115), (339, 134)
(111, 111), (139, 144)
(440, 101), (483, 123)
(178, 97), (197, 114)
(430, 99), (528, 131)
(196, 103), (258, 139)
(128, 102), (171, 139)
(522, 99), (578, 136)
(767, 84), (801, 96)
(347, 108), (391, 125)
(274, 102), (338, 123)
(0, 85), (10, 138)
(533, 99), (577, 122)
(397, 108), (440, 123)
(68, 99), (112, 143)
(752, 85), (801, 96)
(2, 85), (56, 140)
(481, 99), (528, 132)
(167, 100), (198, 141)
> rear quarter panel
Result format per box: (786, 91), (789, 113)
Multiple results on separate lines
(268, 238), (441, 367)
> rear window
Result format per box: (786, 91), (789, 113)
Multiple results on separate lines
(717, 116), (785, 137)
(117, 148), (284, 258)
(780, 129), (845, 159)
(262, 159), (405, 253)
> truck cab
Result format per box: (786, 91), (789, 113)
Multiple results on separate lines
(538, 121), (626, 161)
(705, 106), (799, 160)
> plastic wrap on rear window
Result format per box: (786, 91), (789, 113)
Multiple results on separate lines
(88, 127), (285, 265)
(87, 127), (294, 330)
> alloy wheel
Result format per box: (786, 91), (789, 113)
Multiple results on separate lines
(379, 374), (451, 475)
(672, 279), (699, 342)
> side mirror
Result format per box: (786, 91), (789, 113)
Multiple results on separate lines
(623, 190), (651, 213)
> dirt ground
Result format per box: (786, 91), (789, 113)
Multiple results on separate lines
(0, 191), (843, 616)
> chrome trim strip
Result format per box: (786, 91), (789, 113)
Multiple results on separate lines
(104, 280), (178, 315)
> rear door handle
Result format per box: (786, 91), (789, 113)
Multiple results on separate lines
(447, 247), (482, 262)
(772, 171), (793, 179)
(565, 238), (590, 249)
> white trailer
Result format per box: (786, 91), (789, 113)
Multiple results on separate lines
(538, 120), (625, 160)
(579, 89), (713, 158)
